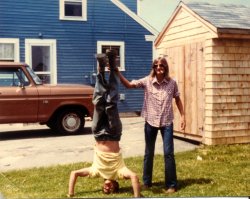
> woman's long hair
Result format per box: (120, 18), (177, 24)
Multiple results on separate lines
(149, 57), (170, 80)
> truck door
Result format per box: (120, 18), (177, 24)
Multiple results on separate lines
(0, 67), (39, 123)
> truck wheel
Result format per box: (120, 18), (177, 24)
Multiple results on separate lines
(56, 109), (85, 135)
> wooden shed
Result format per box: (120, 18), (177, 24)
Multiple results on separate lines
(155, 1), (250, 145)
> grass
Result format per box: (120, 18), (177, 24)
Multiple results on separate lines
(0, 143), (249, 198)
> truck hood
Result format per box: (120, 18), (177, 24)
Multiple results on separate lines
(43, 84), (94, 95)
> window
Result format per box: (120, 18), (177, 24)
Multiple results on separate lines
(25, 39), (57, 84)
(0, 68), (29, 87)
(97, 41), (125, 71)
(60, 0), (87, 21)
(0, 39), (19, 62)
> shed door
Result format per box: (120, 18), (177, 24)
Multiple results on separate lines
(166, 42), (204, 139)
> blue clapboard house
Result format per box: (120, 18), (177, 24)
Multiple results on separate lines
(0, 0), (159, 113)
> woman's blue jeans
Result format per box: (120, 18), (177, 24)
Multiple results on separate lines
(91, 70), (122, 141)
(143, 122), (177, 189)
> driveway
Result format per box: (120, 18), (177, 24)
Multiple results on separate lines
(0, 117), (198, 172)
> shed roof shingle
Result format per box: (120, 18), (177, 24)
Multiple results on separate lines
(185, 1), (250, 30)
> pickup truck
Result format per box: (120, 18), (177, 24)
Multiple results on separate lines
(0, 62), (94, 135)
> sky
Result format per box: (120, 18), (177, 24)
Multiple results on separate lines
(139, 0), (250, 32)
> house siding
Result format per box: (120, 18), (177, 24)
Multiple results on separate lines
(0, 0), (154, 112)
(204, 38), (250, 145)
(157, 8), (211, 51)
(120, 0), (137, 13)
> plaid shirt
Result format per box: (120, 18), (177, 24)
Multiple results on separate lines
(132, 76), (180, 128)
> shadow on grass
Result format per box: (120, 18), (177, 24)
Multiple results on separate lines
(76, 186), (134, 197)
(148, 178), (212, 193)
(178, 178), (212, 189)
(77, 187), (101, 195)
(118, 186), (133, 194)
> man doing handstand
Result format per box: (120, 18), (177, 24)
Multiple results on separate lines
(68, 50), (141, 198)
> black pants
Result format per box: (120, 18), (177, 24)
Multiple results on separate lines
(91, 70), (122, 141)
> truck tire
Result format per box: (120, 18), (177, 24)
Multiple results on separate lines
(55, 109), (85, 135)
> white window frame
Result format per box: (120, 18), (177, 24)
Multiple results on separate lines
(59, 0), (87, 21)
(97, 41), (125, 71)
(0, 38), (20, 62)
(25, 39), (57, 84)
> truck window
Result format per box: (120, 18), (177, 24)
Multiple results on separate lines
(0, 68), (30, 87)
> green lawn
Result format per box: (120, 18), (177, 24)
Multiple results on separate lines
(0, 143), (249, 198)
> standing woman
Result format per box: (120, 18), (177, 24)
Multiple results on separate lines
(115, 57), (186, 193)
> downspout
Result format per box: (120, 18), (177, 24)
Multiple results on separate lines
(90, 0), (97, 85)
